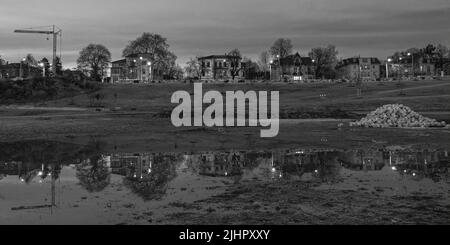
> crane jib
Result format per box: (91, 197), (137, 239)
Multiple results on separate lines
(13, 26), (62, 77)
(14, 30), (55, 34)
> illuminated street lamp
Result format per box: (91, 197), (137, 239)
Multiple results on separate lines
(386, 58), (393, 79)
(398, 57), (404, 80)
(407, 52), (414, 77)
(133, 59), (137, 80)
(311, 59), (316, 79)
(276, 54), (281, 82)
(139, 57), (143, 82)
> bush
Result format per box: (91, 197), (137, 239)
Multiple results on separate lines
(0, 77), (100, 104)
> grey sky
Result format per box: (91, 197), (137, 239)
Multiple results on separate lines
(0, 0), (449, 68)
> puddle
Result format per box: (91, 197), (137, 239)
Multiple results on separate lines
(0, 140), (449, 224)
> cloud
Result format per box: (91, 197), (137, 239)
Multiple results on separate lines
(0, 0), (449, 68)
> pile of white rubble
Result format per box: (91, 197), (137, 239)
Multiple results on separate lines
(350, 104), (447, 128)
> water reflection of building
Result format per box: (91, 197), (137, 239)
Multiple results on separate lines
(390, 149), (449, 181)
(110, 153), (151, 178)
(109, 152), (183, 180)
(0, 161), (61, 183)
(0, 161), (21, 175)
(186, 151), (249, 177)
(0, 160), (61, 210)
(340, 148), (388, 171)
(272, 149), (343, 180)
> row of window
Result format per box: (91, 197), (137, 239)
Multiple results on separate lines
(202, 61), (238, 68)
(354, 65), (378, 70)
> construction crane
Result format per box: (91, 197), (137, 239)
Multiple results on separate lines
(14, 25), (62, 76)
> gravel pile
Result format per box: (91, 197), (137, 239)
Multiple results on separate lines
(350, 104), (447, 128)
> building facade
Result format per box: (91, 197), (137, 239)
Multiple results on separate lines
(198, 55), (243, 81)
(336, 57), (381, 81)
(110, 53), (155, 83)
(270, 53), (316, 81)
(0, 63), (42, 79)
(396, 57), (437, 77)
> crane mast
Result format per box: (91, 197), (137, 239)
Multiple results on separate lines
(14, 25), (62, 76)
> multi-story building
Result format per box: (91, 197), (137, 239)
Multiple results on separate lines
(270, 53), (316, 81)
(0, 63), (42, 79)
(336, 57), (381, 81)
(110, 53), (155, 83)
(198, 54), (243, 81)
(396, 57), (437, 77)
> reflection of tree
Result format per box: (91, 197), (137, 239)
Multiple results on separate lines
(0, 173), (5, 181)
(21, 169), (40, 184)
(276, 152), (342, 181)
(315, 152), (341, 182)
(123, 155), (177, 201)
(243, 152), (260, 171)
(76, 155), (111, 192)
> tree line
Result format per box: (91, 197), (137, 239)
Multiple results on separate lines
(14, 35), (447, 82)
(388, 43), (450, 73)
(184, 38), (340, 80)
(76, 33), (183, 82)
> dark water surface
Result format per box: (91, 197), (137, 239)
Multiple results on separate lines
(1, 140), (449, 224)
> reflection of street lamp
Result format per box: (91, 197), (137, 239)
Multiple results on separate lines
(38, 62), (45, 77)
(269, 60), (273, 80)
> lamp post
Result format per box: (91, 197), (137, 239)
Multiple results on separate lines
(139, 57), (143, 82)
(19, 57), (26, 78)
(386, 58), (392, 79)
(407, 52), (414, 78)
(133, 59), (137, 81)
(276, 54), (281, 82)
(312, 59), (316, 80)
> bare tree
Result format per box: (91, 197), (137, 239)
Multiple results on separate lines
(24, 54), (38, 67)
(185, 58), (202, 78)
(168, 64), (184, 80)
(270, 38), (293, 59)
(258, 51), (270, 72)
(309, 45), (339, 79)
(228, 49), (242, 80)
(436, 44), (449, 58)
